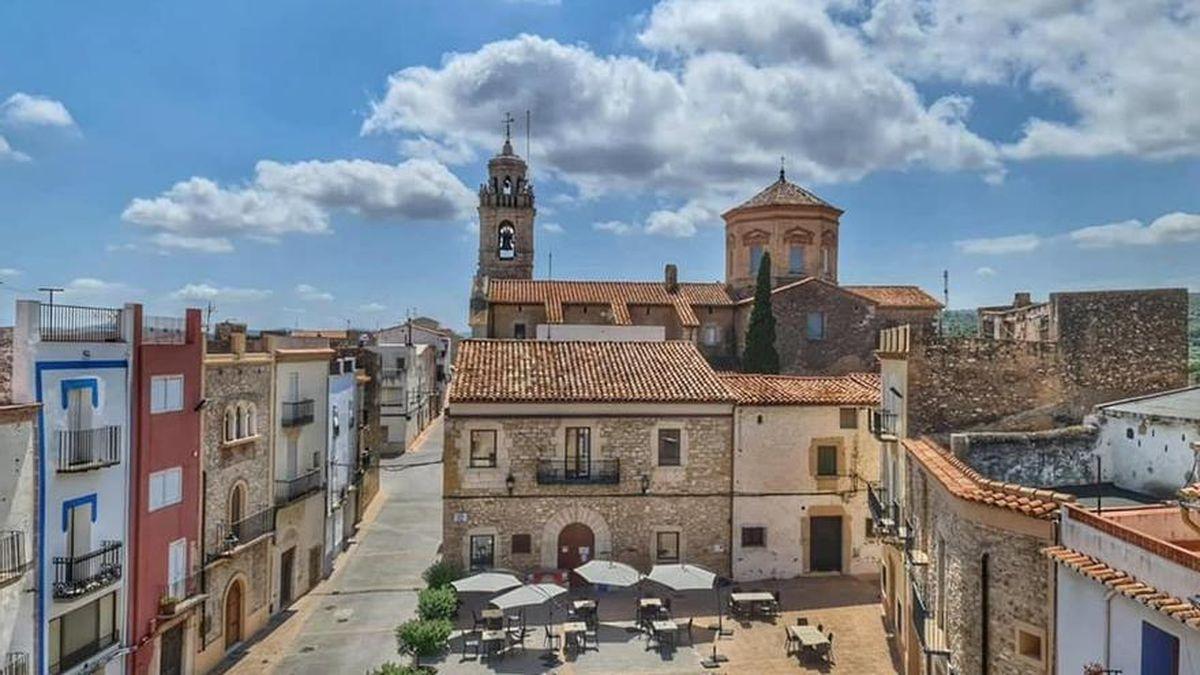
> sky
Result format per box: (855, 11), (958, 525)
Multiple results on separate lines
(1, 0), (1198, 332)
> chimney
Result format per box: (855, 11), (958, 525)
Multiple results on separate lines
(230, 330), (246, 357)
(1013, 292), (1032, 307)
(664, 264), (679, 294)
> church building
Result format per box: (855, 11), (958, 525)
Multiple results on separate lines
(467, 132), (942, 375)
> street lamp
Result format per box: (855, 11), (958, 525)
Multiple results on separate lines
(505, 473), (516, 495)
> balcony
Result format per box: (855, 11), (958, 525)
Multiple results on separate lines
(2, 653), (29, 675)
(281, 399), (315, 427)
(0, 531), (29, 587)
(157, 571), (203, 617)
(207, 507), (275, 563)
(380, 368), (405, 383)
(275, 469), (323, 506)
(141, 314), (186, 344)
(52, 541), (122, 600)
(51, 629), (119, 675)
(536, 459), (620, 485)
(869, 409), (900, 441)
(39, 303), (123, 342)
(56, 426), (121, 472)
(867, 486), (896, 535)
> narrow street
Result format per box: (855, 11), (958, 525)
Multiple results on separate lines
(226, 417), (445, 675)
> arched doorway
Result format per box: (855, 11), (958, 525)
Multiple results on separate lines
(224, 580), (243, 650)
(557, 523), (595, 586)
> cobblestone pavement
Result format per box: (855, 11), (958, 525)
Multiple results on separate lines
(223, 416), (446, 675)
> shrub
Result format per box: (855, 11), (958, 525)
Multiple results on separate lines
(417, 586), (458, 622)
(421, 561), (462, 590)
(366, 662), (432, 675)
(395, 619), (452, 666)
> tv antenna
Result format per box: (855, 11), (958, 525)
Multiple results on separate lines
(38, 286), (65, 306)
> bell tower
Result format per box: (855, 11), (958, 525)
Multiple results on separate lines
(469, 113), (535, 336)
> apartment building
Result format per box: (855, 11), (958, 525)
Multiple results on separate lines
(0, 389), (38, 675)
(366, 342), (437, 455)
(196, 332), (275, 673)
(128, 308), (205, 675)
(10, 300), (135, 675)
(374, 317), (455, 403)
(721, 372), (881, 580)
(325, 356), (357, 570)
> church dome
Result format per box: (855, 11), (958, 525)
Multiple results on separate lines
(723, 171), (840, 217)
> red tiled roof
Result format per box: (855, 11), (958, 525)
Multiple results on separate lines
(904, 437), (1074, 519)
(449, 340), (734, 404)
(843, 285), (944, 309)
(1044, 545), (1200, 629)
(1181, 483), (1200, 502)
(487, 279), (732, 327)
(724, 176), (838, 215)
(719, 372), (880, 406)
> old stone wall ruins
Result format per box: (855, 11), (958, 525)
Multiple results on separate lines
(950, 426), (1099, 487)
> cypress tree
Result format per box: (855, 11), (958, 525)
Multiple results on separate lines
(742, 252), (780, 373)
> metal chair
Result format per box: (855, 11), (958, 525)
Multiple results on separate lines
(542, 624), (561, 651)
(584, 621), (599, 651)
(462, 630), (481, 660)
(507, 625), (528, 653)
(472, 609), (485, 631)
(676, 617), (694, 646)
(826, 632), (835, 663)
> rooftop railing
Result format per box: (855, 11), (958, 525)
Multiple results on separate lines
(536, 459), (620, 485)
(39, 304), (122, 342)
(281, 399), (314, 427)
(207, 507), (275, 562)
(2, 652), (29, 675)
(56, 426), (121, 472)
(141, 315), (186, 344)
(52, 540), (122, 599)
(275, 469), (323, 505)
(0, 531), (29, 587)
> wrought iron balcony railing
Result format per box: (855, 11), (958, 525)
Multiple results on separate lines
(2, 652), (29, 675)
(50, 629), (119, 675)
(207, 507), (275, 562)
(867, 485), (896, 534)
(869, 409), (900, 440)
(281, 399), (315, 427)
(39, 303), (123, 342)
(275, 469), (323, 505)
(157, 571), (201, 615)
(536, 459), (620, 485)
(52, 541), (122, 599)
(0, 531), (29, 586)
(56, 426), (121, 472)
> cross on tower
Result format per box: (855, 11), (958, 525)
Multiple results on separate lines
(780, 155), (786, 181)
(502, 112), (515, 141)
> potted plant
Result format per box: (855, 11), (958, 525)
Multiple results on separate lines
(159, 595), (180, 614)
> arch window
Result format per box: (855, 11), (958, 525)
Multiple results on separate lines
(788, 245), (805, 275)
(224, 401), (257, 443)
(498, 222), (516, 259)
(748, 244), (764, 275)
(229, 483), (246, 525)
(243, 404), (255, 437)
(502, 176), (513, 196)
(224, 409), (235, 442)
(234, 405), (244, 439)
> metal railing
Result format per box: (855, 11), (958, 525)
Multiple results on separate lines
(281, 399), (315, 427)
(51, 629), (118, 675)
(380, 368), (405, 382)
(536, 459), (620, 485)
(157, 571), (200, 614)
(52, 541), (122, 599)
(39, 304), (122, 342)
(870, 409), (900, 439)
(141, 314), (186, 344)
(0, 531), (29, 584)
(56, 426), (121, 472)
(867, 485), (893, 533)
(208, 507), (275, 561)
(275, 469), (323, 505)
(2, 652), (29, 675)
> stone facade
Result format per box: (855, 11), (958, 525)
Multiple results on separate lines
(949, 426), (1100, 487)
(442, 409), (733, 576)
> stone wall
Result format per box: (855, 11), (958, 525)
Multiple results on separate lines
(950, 426), (1100, 488)
(0, 327), (11, 402)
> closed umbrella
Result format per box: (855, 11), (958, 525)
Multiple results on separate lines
(451, 571), (522, 594)
(574, 560), (643, 588)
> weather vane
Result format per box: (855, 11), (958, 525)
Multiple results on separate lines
(502, 112), (515, 141)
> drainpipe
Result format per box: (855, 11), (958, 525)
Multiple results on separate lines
(1103, 589), (1117, 670)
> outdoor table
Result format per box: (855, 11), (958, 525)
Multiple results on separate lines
(730, 591), (776, 616)
(481, 629), (507, 659)
(561, 621), (588, 653)
(573, 599), (596, 612)
(481, 608), (504, 629)
(788, 624), (830, 650)
(651, 620), (677, 651)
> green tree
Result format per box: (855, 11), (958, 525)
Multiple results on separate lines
(395, 619), (453, 667)
(742, 251), (780, 373)
(417, 586), (458, 622)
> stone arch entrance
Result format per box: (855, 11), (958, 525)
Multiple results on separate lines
(540, 506), (612, 569)
(224, 579), (244, 650)
(557, 523), (595, 585)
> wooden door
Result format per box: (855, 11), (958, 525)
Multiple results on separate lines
(280, 548), (295, 606)
(809, 516), (843, 572)
(160, 623), (184, 675)
(308, 546), (322, 590)
(557, 523), (594, 586)
(224, 582), (243, 650)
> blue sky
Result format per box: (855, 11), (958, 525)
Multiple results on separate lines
(2, 0), (1198, 332)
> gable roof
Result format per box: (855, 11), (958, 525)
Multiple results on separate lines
(449, 340), (734, 404)
(1044, 545), (1200, 630)
(903, 437), (1074, 519)
(487, 279), (733, 327)
(724, 176), (839, 216)
(719, 372), (880, 406)
(734, 276), (867, 306)
(842, 285), (944, 310)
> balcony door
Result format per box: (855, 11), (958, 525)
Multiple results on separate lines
(565, 428), (590, 480)
(68, 503), (91, 560)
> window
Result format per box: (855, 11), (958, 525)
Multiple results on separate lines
(565, 427), (591, 478)
(816, 446), (838, 477)
(48, 591), (117, 675)
(806, 312), (825, 340)
(1141, 621), (1180, 675)
(469, 430), (497, 468)
(655, 531), (680, 563)
(936, 537), (947, 629)
(748, 244), (763, 275)
(1015, 626), (1045, 666)
(865, 517), (876, 539)
(395, 356), (406, 371)
(498, 222), (516, 259)
(513, 323), (527, 340)
(167, 538), (187, 598)
(224, 410), (235, 442)
(788, 245), (805, 274)
(149, 467), (183, 511)
(741, 527), (766, 548)
(511, 534), (532, 555)
(839, 408), (858, 429)
(244, 405), (255, 437)
(657, 428), (681, 466)
(1126, 427), (1135, 439)
(150, 375), (184, 413)
(469, 535), (495, 570)
(821, 247), (831, 276)
(702, 324), (720, 346)
(235, 405), (244, 438)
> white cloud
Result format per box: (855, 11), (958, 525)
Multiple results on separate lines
(0, 267), (21, 277)
(0, 135), (29, 162)
(955, 234), (1041, 255)
(644, 200), (721, 238)
(1069, 212), (1200, 248)
(1, 93), (75, 128)
(295, 283), (334, 302)
(593, 220), (634, 235)
(170, 283), (273, 303)
(358, 302), (387, 312)
(58, 278), (136, 305)
(123, 158), (473, 252)
(975, 266), (996, 277)
(540, 222), (564, 233)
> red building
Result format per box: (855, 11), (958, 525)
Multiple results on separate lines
(128, 307), (204, 675)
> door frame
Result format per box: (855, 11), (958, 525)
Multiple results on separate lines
(808, 515), (844, 573)
(279, 547), (295, 606)
(224, 579), (243, 650)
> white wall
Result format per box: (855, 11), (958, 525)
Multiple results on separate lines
(326, 368), (355, 562)
(0, 412), (37, 661)
(535, 324), (666, 342)
(274, 358), (329, 482)
(1094, 409), (1198, 497)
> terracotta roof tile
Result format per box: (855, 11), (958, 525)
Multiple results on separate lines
(1181, 482), (1200, 502)
(487, 279), (732, 328)
(842, 285), (944, 309)
(904, 437), (1074, 519)
(1044, 546), (1200, 631)
(724, 176), (837, 214)
(449, 340), (734, 404)
(719, 372), (880, 406)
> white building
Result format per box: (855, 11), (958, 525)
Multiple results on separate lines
(366, 343), (437, 454)
(0, 399), (39, 675)
(721, 372), (882, 580)
(1090, 386), (1200, 498)
(1049, 500), (1200, 674)
(325, 357), (357, 571)
(374, 318), (455, 403)
(10, 300), (135, 675)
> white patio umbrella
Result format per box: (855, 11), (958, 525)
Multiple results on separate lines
(646, 564), (730, 667)
(450, 571), (522, 594)
(489, 582), (568, 611)
(574, 560), (643, 588)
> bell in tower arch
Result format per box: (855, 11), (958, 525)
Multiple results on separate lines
(498, 221), (516, 259)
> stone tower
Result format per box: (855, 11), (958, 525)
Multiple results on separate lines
(469, 119), (536, 336)
(722, 166), (843, 299)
